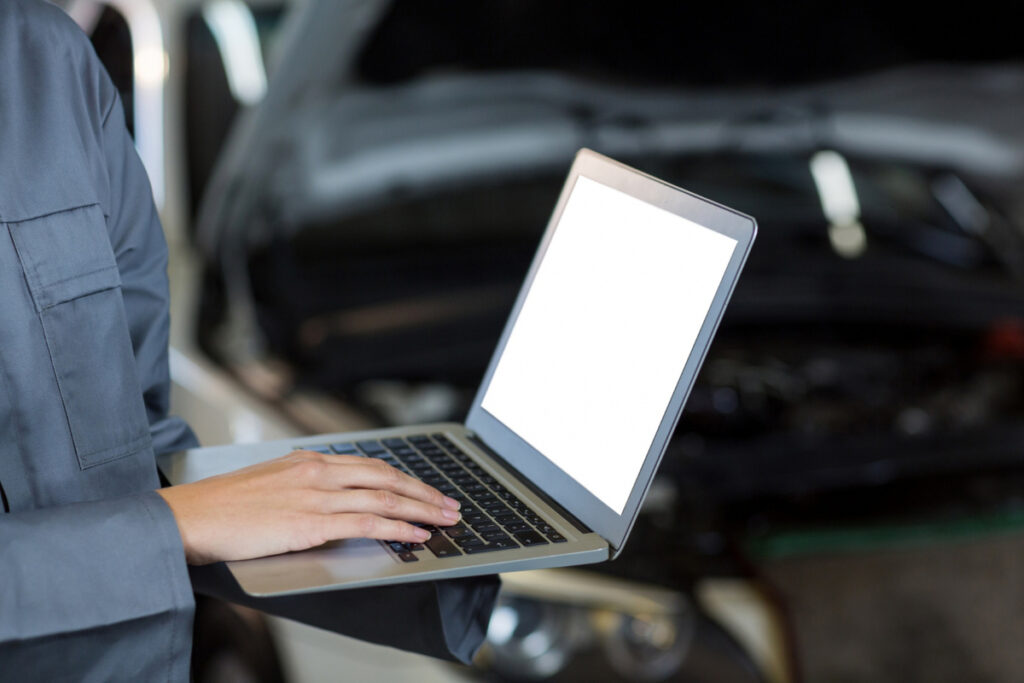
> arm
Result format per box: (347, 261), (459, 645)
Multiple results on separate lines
(94, 22), (495, 664)
(91, 63), (487, 669)
(0, 8), (193, 677)
(0, 493), (194, 679)
(99, 83), (198, 458)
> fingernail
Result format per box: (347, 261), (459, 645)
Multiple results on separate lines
(443, 496), (461, 510)
(442, 508), (460, 521)
(416, 528), (431, 541)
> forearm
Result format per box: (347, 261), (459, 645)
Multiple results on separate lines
(0, 491), (194, 679)
(190, 562), (500, 664)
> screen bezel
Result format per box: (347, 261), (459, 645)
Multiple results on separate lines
(466, 149), (757, 555)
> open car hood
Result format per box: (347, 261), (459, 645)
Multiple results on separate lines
(194, 1), (1024, 259)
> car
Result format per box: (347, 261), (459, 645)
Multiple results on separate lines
(75, 0), (1024, 680)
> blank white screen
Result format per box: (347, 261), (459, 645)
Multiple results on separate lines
(481, 176), (737, 513)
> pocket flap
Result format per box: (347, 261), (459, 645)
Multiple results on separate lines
(9, 203), (121, 311)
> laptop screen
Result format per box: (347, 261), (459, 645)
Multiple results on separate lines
(481, 174), (738, 513)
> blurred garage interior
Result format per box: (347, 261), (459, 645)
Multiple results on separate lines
(60, 0), (1024, 681)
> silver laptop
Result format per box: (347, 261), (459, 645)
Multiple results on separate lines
(159, 149), (757, 596)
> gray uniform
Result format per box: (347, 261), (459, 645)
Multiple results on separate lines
(0, 2), (496, 679)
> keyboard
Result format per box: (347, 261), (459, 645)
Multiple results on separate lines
(304, 433), (567, 562)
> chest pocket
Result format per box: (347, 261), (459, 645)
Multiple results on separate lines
(9, 203), (151, 469)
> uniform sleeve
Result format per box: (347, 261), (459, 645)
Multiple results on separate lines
(0, 8), (196, 677)
(100, 91), (200, 457)
(52, 10), (494, 669)
(190, 563), (500, 664)
(0, 492), (195, 680)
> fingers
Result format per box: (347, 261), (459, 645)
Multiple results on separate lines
(292, 450), (459, 510)
(325, 514), (433, 544)
(310, 487), (461, 526)
(290, 450), (367, 466)
(324, 463), (458, 509)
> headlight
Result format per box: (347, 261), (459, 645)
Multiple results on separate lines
(475, 570), (698, 681)
(483, 597), (591, 680)
(601, 611), (694, 681)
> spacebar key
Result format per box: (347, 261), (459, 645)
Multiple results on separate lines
(425, 533), (462, 558)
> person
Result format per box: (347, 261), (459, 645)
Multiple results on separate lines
(0, 1), (497, 679)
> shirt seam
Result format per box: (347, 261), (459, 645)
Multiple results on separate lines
(2, 201), (101, 225)
(100, 91), (118, 128)
(34, 266), (121, 310)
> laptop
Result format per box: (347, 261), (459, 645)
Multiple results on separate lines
(158, 149), (757, 596)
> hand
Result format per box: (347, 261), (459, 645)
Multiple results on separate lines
(156, 450), (461, 565)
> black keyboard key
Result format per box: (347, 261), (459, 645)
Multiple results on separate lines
(492, 509), (519, 521)
(481, 501), (510, 514)
(481, 529), (512, 543)
(547, 532), (567, 543)
(398, 552), (419, 563)
(357, 440), (386, 454)
(473, 522), (500, 534)
(407, 542), (425, 551)
(444, 525), (474, 539)
(455, 537), (487, 549)
(330, 442), (359, 454)
(383, 438), (407, 448)
(463, 512), (489, 525)
(305, 445), (333, 454)
(487, 537), (519, 550)
(514, 530), (548, 546)
(387, 541), (406, 553)
(425, 533), (462, 558)
(505, 521), (531, 534)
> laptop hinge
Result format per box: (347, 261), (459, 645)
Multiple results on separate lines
(467, 434), (593, 536)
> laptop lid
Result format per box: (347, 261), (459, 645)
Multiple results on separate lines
(466, 149), (756, 558)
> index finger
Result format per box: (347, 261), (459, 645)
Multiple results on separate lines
(318, 460), (461, 510)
